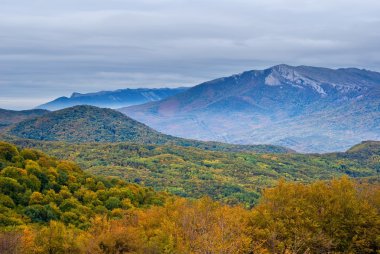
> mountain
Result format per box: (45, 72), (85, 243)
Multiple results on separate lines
(120, 64), (380, 153)
(5, 105), (292, 153)
(0, 108), (48, 131)
(37, 87), (188, 110)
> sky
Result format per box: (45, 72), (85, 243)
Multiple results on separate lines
(1, 0), (380, 109)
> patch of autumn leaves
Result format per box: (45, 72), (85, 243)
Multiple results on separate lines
(1, 176), (379, 254)
(250, 177), (380, 253)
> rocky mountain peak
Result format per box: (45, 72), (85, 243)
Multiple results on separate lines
(265, 65), (328, 96)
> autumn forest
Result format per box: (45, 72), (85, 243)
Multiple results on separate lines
(0, 141), (379, 253)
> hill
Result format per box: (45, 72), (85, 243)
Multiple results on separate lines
(37, 87), (188, 110)
(8, 105), (174, 144)
(343, 140), (380, 161)
(5, 105), (292, 153)
(0, 108), (48, 131)
(121, 64), (380, 152)
(347, 140), (380, 154)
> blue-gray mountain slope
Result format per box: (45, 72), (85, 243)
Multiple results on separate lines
(120, 65), (380, 153)
(37, 87), (188, 110)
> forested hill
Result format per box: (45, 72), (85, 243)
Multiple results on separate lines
(0, 141), (167, 228)
(5, 105), (292, 154)
(346, 140), (380, 157)
(8, 105), (173, 144)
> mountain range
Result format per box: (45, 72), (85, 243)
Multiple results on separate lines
(120, 64), (380, 152)
(3, 64), (379, 153)
(37, 87), (188, 110)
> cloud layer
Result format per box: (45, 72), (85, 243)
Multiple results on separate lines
(1, 0), (380, 109)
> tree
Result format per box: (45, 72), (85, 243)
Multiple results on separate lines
(0, 142), (19, 163)
(32, 221), (84, 254)
(249, 177), (380, 253)
(105, 197), (121, 210)
(29, 192), (44, 205)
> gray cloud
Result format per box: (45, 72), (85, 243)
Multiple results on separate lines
(1, 0), (380, 109)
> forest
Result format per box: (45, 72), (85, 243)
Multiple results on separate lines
(0, 141), (379, 253)
(4, 138), (380, 207)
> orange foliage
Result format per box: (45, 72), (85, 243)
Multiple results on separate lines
(1, 177), (379, 254)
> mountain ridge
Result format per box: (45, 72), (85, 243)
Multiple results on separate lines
(120, 64), (380, 152)
(37, 87), (188, 110)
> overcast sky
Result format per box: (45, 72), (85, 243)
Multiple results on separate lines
(1, 0), (380, 109)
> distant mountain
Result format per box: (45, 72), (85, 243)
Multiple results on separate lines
(120, 64), (380, 153)
(6, 105), (292, 153)
(37, 87), (188, 110)
(0, 108), (48, 131)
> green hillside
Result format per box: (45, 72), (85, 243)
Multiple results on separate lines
(6, 138), (379, 207)
(346, 140), (380, 157)
(7, 105), (172, 144)
(0, 141), (166, 229)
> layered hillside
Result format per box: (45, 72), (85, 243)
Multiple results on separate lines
(0, 108), (48, 131)
(5, 105), (292, 153)
(6, 138), (379, 206)
(121, 65), (380, 152)
(37, 87), (188, 110)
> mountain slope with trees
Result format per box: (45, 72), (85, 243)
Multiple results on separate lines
(5, 105), (292, 153)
